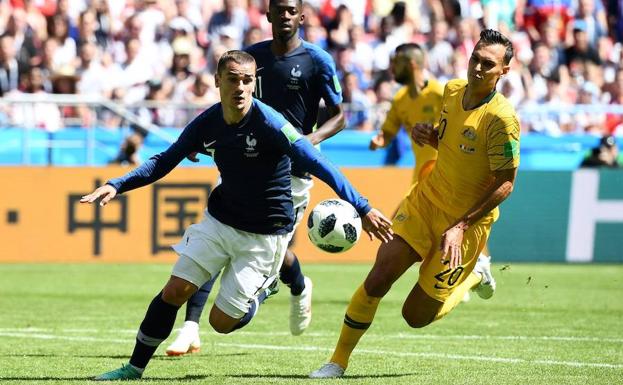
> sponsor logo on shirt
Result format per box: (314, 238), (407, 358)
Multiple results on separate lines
(459, 144), (476, 154)
(462, 127), (477, 141)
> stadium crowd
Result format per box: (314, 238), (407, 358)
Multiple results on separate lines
(1, 0), (623, 138)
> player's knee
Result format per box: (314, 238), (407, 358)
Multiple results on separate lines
(161, 285), (188, 307)
(208, 306), (237, 334)
(208, 315), (234, 334)
(401, 305), (434, 329)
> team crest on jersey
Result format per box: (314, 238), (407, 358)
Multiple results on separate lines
(287, 65), (302, 90)
(459, 144), (476, 154)
(462, 127), (477, 141)
(245, 134), (259, 157)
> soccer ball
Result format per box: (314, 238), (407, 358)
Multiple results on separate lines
(307, 199), (362, 253)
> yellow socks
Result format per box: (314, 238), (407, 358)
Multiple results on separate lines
(434, 271), (481, 321)
(329, 284), (381, 369)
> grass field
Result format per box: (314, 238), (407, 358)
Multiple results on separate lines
(0, 263), (622, 385)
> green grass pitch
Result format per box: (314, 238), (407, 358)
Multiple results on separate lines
(0, 263), (621, 384)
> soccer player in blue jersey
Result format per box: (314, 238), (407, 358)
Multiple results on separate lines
(83, 50), (392, 381)
(166, 0), (347, 355)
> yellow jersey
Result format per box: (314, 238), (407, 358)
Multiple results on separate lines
(420, 79), (520, 221)
(381, 78), (444, 183)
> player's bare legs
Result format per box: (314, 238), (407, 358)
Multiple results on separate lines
(363, 236), (422, 297)
(310, 236), (420, 378)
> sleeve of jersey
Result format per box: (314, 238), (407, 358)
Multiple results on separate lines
(487, 113), (521, 171)
(311, 48), (343, 106)
(279, 122), (371, 216)
(107, 115), (202, 194)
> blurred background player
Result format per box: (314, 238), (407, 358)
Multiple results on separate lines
(82, 50), (392, 381)
(166, 0), (347, 356)
(311, 29), (520, 378)
(369, 43), (443, 186)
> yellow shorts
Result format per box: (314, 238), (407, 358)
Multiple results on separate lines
(392, 185), (493, 302)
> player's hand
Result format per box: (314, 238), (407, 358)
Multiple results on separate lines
(186, 152), (200, 162)
(369, 132), (385, 150)
(362, 208), (394, 243)
(412, 123), (438, 148)
(80, 184), (117, 206)
(440, 224), (466, 269)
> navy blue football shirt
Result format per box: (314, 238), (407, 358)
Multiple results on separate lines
(107, 99), (370, 235)
(245, 40), (343, 177)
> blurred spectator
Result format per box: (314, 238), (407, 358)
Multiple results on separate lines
(427, 19), (454, 79)
(342, 71), (372, 131)
(242, 26), (264, 49)
(136, 0), (166, 46)
(76, 41), (111, 97)
(482, 0), (517, 31)
(4, 8), (40, 68)
(77, 8), (108, 49)
(0, 35), (28, 96)
(109, 131), (144, 166)
(135, 78), (175, 127)
(524, 0), (573, 43)
(574, 81), (606, 135)
(9, 67), (62, 132)
(327, 4), (354, 49)
(47, 12), (77, 68)
(568, 0), (607, 48)
(565, 20), (602, 71)
(370, 15), (400, 73)
(335, 46), (369, 90)
(207, 0), (249, 49)
(580, 135), (621, 167)
(525, 71), (573, 135)
(349, 25), (374, 74)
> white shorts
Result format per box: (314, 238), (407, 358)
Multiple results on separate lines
(171, 210), (289, 318)
(291, 176), (313, 230)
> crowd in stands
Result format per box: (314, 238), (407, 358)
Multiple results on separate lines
(1, 0), (623, 139)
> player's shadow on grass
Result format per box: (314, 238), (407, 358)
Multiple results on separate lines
(0, 376), (97, 381)
(0, 353), (249, 360)
(226, 373), (418, 380)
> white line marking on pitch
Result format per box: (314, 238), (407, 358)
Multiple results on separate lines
(1, 332), (621, 369)
(2, 328), (622, 343)
(0, 328), (623, 344)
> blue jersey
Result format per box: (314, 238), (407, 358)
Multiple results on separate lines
(245, 40), (343, 177)
(107, 99), (370, 235)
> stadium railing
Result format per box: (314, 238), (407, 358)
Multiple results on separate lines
(0, 94), (620, 169)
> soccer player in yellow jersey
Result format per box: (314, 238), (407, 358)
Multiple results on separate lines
(370, 43), (443, 184)
(310, 29), (520, 378)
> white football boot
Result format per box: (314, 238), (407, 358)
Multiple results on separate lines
(289, 276), (313, 335)
(472, 254), (496, 299)
(309, 363), (345, 378)
(165, 321), (201, 356)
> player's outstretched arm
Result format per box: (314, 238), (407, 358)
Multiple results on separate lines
(80, 184), (117, 206)
(412, 122), (439, 149)
(362, 208), (394, 243)
(439, 167), (517, 269)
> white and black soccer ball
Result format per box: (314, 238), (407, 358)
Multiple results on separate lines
(307, 199), (362, 253)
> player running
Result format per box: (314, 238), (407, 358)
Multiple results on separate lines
(83, 50), (392, 381)
(166, 0), (348, 356)
(311, 29), (520, 378)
